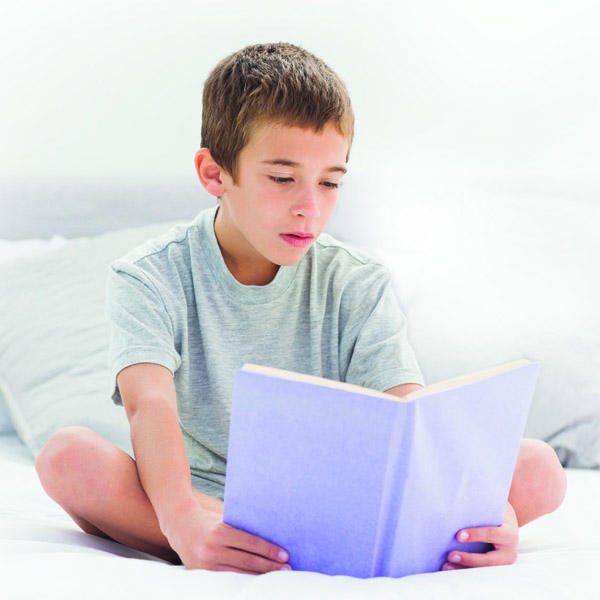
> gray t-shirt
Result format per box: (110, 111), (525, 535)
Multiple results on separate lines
(106, 205), (424, 500)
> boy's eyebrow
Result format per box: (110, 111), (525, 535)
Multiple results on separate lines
(261, 159), (347, 175)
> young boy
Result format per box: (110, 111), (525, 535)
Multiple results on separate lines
(36, 42), (566, 575)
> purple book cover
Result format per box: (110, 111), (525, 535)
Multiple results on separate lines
(223, 361), (539, 578)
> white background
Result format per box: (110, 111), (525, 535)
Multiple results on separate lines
(1, 0), (599, 243)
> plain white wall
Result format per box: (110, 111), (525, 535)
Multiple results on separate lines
(1, 0), (599, 243)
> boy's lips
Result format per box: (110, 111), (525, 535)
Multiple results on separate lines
(280, 232), (315, 248)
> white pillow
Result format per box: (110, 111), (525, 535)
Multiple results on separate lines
(0, 235), (74, 263)
(0, 402), (13, 435)
(0, 236), (75, 434)
(0, 223), (180, 455)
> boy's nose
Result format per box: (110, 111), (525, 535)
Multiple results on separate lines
(292, 188), (320, 219)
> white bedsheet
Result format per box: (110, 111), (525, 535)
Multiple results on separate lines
(1, 433), (598, 600)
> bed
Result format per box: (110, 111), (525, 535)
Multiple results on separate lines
(1, 183), (599, 599)
(2, 2), (599, 594)
(0, 431), (598, 599)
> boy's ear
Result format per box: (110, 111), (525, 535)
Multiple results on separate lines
(194, 148), (226, 197)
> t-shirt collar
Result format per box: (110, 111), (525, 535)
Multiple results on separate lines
(201, 205), (299, 304)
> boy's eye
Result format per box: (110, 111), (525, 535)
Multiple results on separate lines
(269, 176), (293, 184)
(321, 181), (340, 189)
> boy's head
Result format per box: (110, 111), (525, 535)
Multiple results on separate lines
(201, 42), (354, 183)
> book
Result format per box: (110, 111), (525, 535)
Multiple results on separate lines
(223, 359), (539, 578)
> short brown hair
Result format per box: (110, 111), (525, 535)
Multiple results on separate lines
(201, 42), (354, 183)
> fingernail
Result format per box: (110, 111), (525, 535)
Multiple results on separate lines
(278, 550), (288, 562)
(458, 531), (469, 542)
(449, 553), (461, 563)
(442, 564), (456, 571)
(280, 565), (292, 571)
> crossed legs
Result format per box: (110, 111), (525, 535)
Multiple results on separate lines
(35, 426), (181, 562)
(36, 427), (566, 564)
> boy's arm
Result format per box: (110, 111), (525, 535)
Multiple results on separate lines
(117, 363), (290, 573)
(385, 383), (423, 398)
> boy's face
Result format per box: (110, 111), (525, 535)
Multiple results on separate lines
(212, 122), (349, 285)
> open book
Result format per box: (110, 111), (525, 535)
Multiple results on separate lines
(223, 360), (539, 578)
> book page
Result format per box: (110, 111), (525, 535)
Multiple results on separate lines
(240, 363), (396, 400)
(401, 359), (532, 401)
(241, 359), (532, 403)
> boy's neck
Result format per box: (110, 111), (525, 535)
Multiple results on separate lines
(220, 247), (280, 286)
(213, 208), (280, 286)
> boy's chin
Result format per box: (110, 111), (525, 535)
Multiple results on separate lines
(275, 248), (311, 267)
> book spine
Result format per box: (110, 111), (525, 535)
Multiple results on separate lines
(369, 402), (416, 577)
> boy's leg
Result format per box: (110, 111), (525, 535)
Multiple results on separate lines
(508, 438), (567, 527)
(36, 426), (180, 562)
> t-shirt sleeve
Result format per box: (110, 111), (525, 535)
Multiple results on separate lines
(339, 265), (424, 391)
(106, 260), (181, 405)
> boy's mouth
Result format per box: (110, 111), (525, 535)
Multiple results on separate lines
(280, 232), (315, 248)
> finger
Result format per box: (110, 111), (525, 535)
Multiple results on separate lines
(440, 561), (467, 571)
(446, 548), (517, 568)
(221, 525), (289, 564)
(456, 525), (518, 548)
(217, 547), (292, 574)
(211, 564), (270, 575)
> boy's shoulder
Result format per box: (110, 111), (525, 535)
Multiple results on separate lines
(113, 215), (202, 268)
(308, 232), (395, 295)
(313, 232), (389, 273)
(109, 207), (220, 275)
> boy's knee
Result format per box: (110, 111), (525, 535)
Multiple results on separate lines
(35, 426), (104, 501)
(516, 438), (567, 514)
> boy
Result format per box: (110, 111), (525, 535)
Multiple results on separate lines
(36, 42), (566, 575)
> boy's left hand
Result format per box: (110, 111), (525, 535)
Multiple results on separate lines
(441, 502), (519, 571)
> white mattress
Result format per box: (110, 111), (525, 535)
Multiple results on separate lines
(1, 434), (599, 600)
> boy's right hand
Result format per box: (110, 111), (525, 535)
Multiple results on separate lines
(163, 499), (291, 574)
